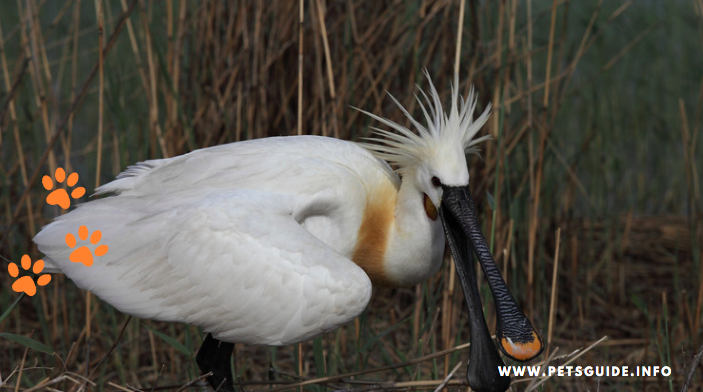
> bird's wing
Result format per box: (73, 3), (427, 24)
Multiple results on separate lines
(33, 190), (372, 345)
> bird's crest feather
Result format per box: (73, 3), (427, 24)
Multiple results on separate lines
(357, 70), (491, 173)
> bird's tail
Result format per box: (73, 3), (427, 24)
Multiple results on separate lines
(40, 256), (63, 274)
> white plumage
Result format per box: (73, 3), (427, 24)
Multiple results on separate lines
(34, 136), (443, 344)
(34, 73), (539, 392)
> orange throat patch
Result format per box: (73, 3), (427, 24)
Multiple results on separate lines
(351, 183), (396, 287)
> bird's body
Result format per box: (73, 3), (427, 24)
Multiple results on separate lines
(34, 136), (443, 345)
(34, 73), (542, 392)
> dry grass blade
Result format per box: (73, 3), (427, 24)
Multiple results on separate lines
(263, 341), (472, 392)
(0, 57), (29, 125)
(525, 346), (560, 391)
(12, 346), (28, 392)
(681, 342), (703, 392)
(24, 373), (93, 392)
(107, 381), (139, 392)
(453, 0), (465, 77)
(0, 17), (37, 236)
(543, 0), (559, 108)
(602, 23), (657, 72)
(433, 361), (461, 392)
(527, 336), (609, 390)
(175, 372), (213, 392)
(296, 0), (304, 136)
(547, 227), (561, 355)
(86, 316), (131, 380)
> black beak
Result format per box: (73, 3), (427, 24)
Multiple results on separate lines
(439, 185), (543, 392)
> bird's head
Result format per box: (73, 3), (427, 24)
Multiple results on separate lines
(358, 71), (543, 392)
(356, 70), (491, 212)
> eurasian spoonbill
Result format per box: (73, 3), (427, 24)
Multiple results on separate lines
(33, 72), (542, 392)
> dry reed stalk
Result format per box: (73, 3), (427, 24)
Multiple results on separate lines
(558, 0), (603, 104)
(165, 0), (174, 128)
(412, 284), (421, 352)
(54, 2), (82, 357)
(310, 0), (326, 137)
(550, 1), (570, 121)
(314, 0), (338, 138)
(22, 374), (91, 392)
(680, 97), (703, 338)
(139, 1), (168, 158)
(297, 0), (304, 136)
(105, 381), (135, 392)
(434, 361), (462, 392)
(546, 227), (561, 357)
(440, 0), (467, 377)
(0, 22), (36, 237)
(172, 0), (188, 148)
(503, 219), (514, 281)
(440, 252), (455, 376)
(527, 118), (546, 314)
(681, 99), (702, 214)
(82, 315), (131, 386)
(524, 346), (560, 391)
(603, 24), (657, 72)
(93, 0), (104, 188)
(453, 0), (465, 77)
(265, 340), (473, 392)
(542, 0), (558, 108)
(51, 7), (74, 177)
(527, 0), (559, 317)
(32, 1), (55, 89)
(488, 0), (505, 255)
(12, 346), (28, 392)
(0, 57), (28, 125)
(66, 0), (81, 167)
(681, 342), (703, 392)
(0, 0), (139, 251)
(411, 307), (440, 380)
(24, 0), (59, 177)
(528, 336), (608, 390)
(696, 265), (703, 337)
(296, 342), (303, 391)
(545, 137), (592, 206)
(119, 0), (149, 95)
(501, 69), (568, 109)
(148, 326), (159, 379)
(526, 0), (533, 127)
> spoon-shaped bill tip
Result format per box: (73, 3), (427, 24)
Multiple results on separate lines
(499, 330), (543, 361)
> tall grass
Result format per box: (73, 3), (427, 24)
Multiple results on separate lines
(1, 1), (702, 391)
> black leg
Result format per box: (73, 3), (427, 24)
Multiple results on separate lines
(196, 333), (235, 392)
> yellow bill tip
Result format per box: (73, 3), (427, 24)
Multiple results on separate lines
(501, 331), (543, 361)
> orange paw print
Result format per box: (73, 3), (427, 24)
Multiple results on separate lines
(8, 255), (51, 296)
(42, 167), (86, 209)
(66, 225), (108, 267)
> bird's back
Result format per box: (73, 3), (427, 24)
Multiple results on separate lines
(99, 136), (396, 197)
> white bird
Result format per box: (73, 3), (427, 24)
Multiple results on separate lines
(34, 72), (542, 392)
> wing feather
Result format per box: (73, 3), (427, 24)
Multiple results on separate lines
(34, 190), (372, 345)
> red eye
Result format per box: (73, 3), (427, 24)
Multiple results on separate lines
(431, 176), (441, 187)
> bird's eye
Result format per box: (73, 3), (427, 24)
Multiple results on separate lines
(431, 176), (441, 187)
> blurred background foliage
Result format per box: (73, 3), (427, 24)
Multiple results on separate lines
(0, 0), (702, 391)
